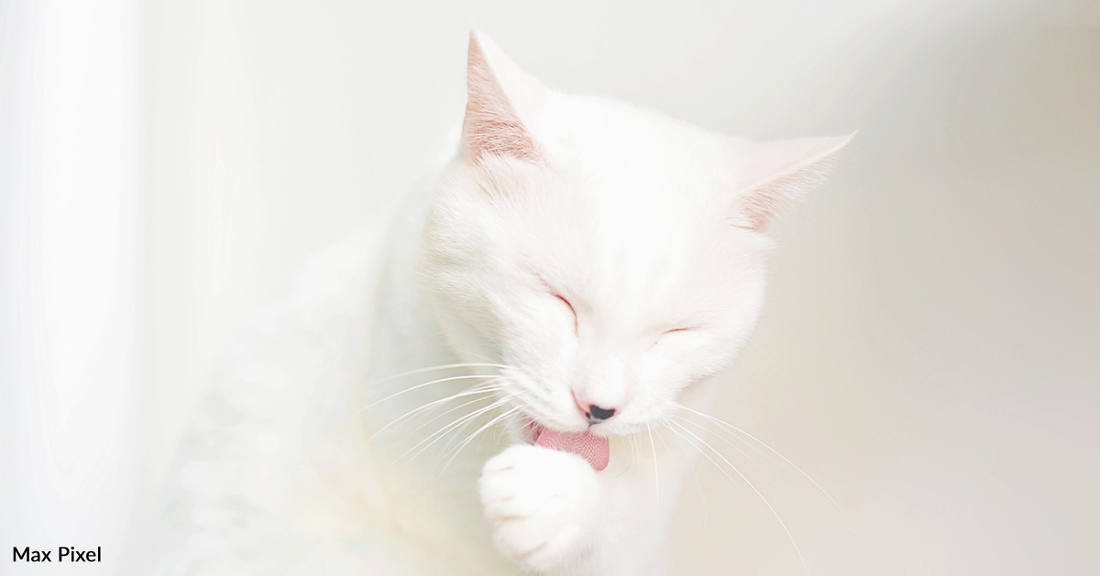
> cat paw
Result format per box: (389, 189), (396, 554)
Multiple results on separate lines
(480, 444), (602, 573)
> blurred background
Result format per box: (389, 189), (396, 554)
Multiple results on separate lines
(2, 0), (1098, 574)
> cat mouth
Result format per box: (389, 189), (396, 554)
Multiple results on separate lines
(521, 417), (610, 471)
(520, 418), (542, 444)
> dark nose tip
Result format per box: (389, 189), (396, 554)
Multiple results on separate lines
(586, 405), (616, 423)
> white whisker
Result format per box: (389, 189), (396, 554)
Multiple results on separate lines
(400, 393), (500, 440)
(669, 420), (809, 576)
(663, 424), (712, 530)
(673, 415), (763, 470)
(676, 403), (846, 517)
(397, 395), (516, 467)
(367, 382), (502, 442)
(647, 426), (660, 507)
(363, 363), (513, 388)
(437, 406), (522, 476)
(667, 424), (751, 502)
(622, 435), (639, 478)
(359, 374), (499, 412)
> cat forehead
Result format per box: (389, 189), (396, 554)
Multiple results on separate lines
(505, 187), (754, 309)
(488, 164), (730, 261)
(532, 94), (728, 179)
(460, 101), (746, 279)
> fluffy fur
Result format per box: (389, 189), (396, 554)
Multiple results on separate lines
(155, 31), (849, 576)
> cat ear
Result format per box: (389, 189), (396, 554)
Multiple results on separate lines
(462, 30), (546, 163)
(728, 134), (854, 231)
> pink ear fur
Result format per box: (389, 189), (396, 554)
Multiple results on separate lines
(730, 133), (854, 231)
(462, 31), (544, 163)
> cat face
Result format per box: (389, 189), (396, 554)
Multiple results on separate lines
(419, 32), (849, 438)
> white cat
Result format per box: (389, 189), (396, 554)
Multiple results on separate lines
(154, 31), (850, 576)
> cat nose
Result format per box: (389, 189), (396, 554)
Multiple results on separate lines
(586, 404), (616, 423)
(572, 391), (620, 424)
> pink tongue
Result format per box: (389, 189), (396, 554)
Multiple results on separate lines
(535, 428), (610, 471)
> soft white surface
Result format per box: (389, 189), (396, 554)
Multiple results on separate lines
(4, 0), (1098, 574)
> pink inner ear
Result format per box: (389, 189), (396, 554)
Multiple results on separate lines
(462, 33), (541, 163)
(738, 164), (823, 231)
(729, 135), (853, 231)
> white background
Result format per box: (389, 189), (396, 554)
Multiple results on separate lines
(2, 0), (1098, 574)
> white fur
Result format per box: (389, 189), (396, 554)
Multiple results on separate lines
(155, 31), (849, 576)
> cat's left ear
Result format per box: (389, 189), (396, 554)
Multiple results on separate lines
(727, 133), (854, 231)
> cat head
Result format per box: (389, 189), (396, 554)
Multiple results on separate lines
(420, 31), (850, 438)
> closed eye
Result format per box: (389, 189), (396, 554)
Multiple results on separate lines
(654, 326), (698, 346)
(554, 293), (578, 334)
(531, 271), (579, 335)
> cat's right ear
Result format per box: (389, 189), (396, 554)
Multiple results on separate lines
(726, 134), (854, 231)
(462, 30), (546, 164)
